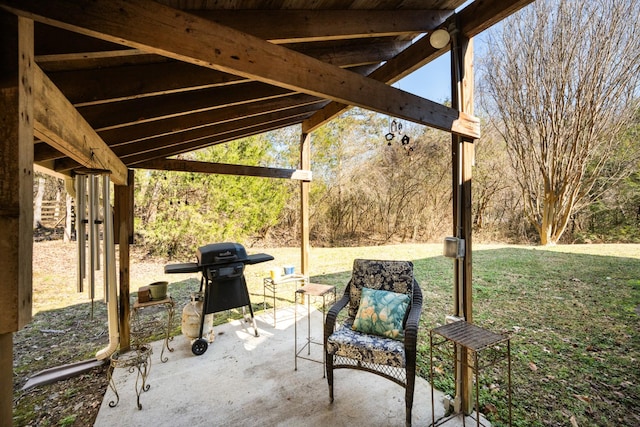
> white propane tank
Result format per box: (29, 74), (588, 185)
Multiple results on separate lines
(181, 292), (215, 343)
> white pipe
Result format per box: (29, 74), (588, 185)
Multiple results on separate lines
(102, 175), (109, 302)
(75, 175), (86, 293)
(94, 175), (101, 272)
(96, 175), (120, 360)
(88, 175), (96, 301)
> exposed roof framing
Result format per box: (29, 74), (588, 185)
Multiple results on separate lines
(0, 0), (533, 179)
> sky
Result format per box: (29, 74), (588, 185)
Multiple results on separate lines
(398, 53), (452, 103)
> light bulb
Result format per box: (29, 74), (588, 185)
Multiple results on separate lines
(429, 29), (450, 49)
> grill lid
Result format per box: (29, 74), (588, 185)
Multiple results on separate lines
(197, 242), (249, 266)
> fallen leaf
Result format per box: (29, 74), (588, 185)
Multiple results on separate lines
(570, 415), (579, 427)
(574, 394), (591, 404)
(529, 361), (538, 372)
(483, 402), (498, 414)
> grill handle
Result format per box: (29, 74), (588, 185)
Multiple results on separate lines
(214, 253), (238, 263)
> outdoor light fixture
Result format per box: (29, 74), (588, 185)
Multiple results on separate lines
(429, 28), (451, 49)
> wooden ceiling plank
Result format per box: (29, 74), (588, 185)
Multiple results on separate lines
(134, 158), (311, 181)
(32, 9), (448, 54)
(191, 9), (451, 43)
(32, 64), (127, 184)
(0, 0), (480, 139)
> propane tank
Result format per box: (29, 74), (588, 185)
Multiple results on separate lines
(182, 292), (215, 343)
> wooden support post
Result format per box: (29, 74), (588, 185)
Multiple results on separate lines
(300, 133), (311, 278)
(451, 30), (476, 415)
(0, 12), (34, 425)
(114, 169), (134, 351)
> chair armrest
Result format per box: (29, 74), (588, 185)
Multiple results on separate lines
(324, 289), (350, 344)
(404, 280), (423, 354)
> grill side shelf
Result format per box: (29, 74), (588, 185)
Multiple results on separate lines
(164, 262), (200, 274)
(245, 254), (274, 264)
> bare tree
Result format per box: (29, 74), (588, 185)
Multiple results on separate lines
(480, 0), (640, 245)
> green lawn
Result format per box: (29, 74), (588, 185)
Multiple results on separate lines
(23, 242), (640, 426)
(242, 244), (640, 426)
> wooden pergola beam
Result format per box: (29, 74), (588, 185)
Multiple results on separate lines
(459, 0), (534, 38)
(134, 158), (312, 181)
(0, 0), (480, 139)
(32, 64), (128, 184)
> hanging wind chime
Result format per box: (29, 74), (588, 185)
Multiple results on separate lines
(385, 116), (415, 155)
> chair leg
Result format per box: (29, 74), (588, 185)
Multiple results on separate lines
(405, 369), (415, 427)
(327, 353), (334, 403)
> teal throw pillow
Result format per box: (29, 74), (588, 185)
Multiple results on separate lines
(352, 287), (410, 341)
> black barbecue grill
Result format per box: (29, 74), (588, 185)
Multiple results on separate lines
(165, 242), (273, 355)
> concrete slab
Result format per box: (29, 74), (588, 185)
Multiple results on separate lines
(94, 306), (478, 427)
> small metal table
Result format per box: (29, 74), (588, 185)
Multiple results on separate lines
(132, 296), (175, 362)
(429, 320), (512, 427)
(107, 344), (152, 410)
(263, 273), (307, 326)
(294, 283), (336, 376)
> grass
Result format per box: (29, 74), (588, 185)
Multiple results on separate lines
(24, 242), (640, 426)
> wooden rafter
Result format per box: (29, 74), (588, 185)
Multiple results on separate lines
(34, 94), (328, 162)
(78, 83), (295, 131)
(0, 0), (480, 139)
(32, 64), (128, 184)
(113, 104), (321, 159)
(134, 158), (312, 181)
(43, 40), (405, 107)
(54, 112), (310, 170)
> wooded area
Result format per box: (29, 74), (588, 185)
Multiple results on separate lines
(35, 102), (640, 257)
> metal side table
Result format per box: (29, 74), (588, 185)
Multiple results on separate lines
(132, 296), (175, 362)
(294, 283), (336, 377)
(429, 320), (512, 427)
(263, 273), (307, 326)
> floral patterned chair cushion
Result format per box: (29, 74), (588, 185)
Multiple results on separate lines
(327, 259), (415, 366)
(326, 318), (406, 367)
(347, 259), (414, 319)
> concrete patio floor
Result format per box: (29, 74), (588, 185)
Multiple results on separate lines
(94, 306), (485, 427)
